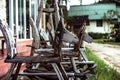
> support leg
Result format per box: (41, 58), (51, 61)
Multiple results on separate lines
(12, 63), (22, 80)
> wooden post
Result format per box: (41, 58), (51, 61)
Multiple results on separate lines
(74, 23), (86, 51)
(36, 0), (43, 29)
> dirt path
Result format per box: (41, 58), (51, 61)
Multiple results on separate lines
(85, 42), (120, 73)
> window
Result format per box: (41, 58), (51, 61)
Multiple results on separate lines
(8, 0), (39, 39)
(96, 20), (103, 27)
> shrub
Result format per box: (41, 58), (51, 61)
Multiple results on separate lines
(114, 29), (120, 42)
(88, 32), (108, 39)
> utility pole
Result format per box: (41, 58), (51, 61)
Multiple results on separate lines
(79, 0), (82, 5)
(95, 0), (96, 3)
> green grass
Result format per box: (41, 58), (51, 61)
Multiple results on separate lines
(85, 47), (120, 80)
(93, 39), (120, 46)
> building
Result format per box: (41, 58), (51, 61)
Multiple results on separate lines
(68, 3), (120, 33)
(0, 0), (46, 76)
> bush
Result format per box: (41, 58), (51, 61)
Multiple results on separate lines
(88, 32), (108, 39)
(115, 32), (120, 42)
(114, 29), (120, 42)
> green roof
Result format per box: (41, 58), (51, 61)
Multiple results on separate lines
(68, 3), (118, 20)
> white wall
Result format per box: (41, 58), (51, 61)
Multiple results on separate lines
(0, 0), (6, 36)
(86, 21), (111, 33)
(0, 0), (6, 48)
(0, 0), (6, 21)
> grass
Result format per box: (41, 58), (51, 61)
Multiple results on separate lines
(93, 39), (120, 46)
(85, 47), (120, 80)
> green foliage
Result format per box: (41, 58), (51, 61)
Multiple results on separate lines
(115, 33), (120, 42)
(85, 47), (120, 80)
(113, 29), (120, 42)
(88, 32), (108, 39)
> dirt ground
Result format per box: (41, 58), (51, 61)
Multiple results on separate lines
(85, 42), (120, 73)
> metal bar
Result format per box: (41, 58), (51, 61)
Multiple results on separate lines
(19, 0), (23, 38)
(9, 0), (14, 31)
(23, 0), (27, 39)
(15, 0), (19, 39)
(29, 0), (32, 39)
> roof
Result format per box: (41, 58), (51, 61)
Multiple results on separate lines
(68, 3), (118, 20)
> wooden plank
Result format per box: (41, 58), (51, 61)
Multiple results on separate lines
(35, 48), (79, 57)
(36, 0), (43, 28)
(56, 63), (68, 80)
(5, 56), (60, 63)
(74, 23), (86, 51)
(35, 48), (73, 52)
(19, 71), (75, 77)
(43, 8), (55, 13)
(12, 63), (22, 80)
(29, 18), (40, 49)
(61, 61), (95, 65)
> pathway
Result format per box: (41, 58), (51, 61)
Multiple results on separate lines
(85, 42), (120, 73)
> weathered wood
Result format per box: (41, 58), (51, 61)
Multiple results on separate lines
(0, 20), (17, 80)
(48, 13), (55, 39)
(74, 23), (86, 51)
(0, 0), (96, 80)
(34, 51), (79, 59)
(19, 70), (75, 77)
(56, 63), (68, 80)
(43, 8), (55, 13)
(54, 0), (60, 28)
(80, 48), (88, 61)
(29, 18), (40, 57)
(12, 63), (22, 80)
(29, 18), (40, 49)
(36, 0), (43, 28)
(35, 48), (73, 52)
(70, 57), (80, 80)
(61, 61), (95, 65)
(0, 20), (16, 58)
(52, 63), (65, 80)
(5, 56), (60, 63)
(20, 69), (92, 78)
(53, 18), (64, 57)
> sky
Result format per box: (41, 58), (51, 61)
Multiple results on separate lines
(67, 0), (99, 10)
(69, 0), (99, 5)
